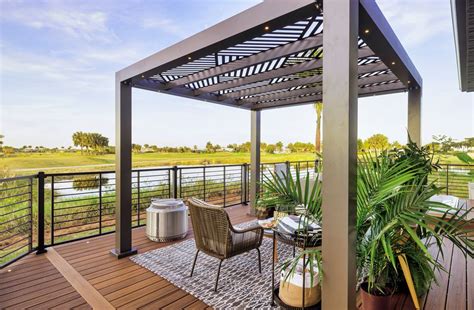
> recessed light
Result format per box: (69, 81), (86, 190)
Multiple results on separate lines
(7, 269), (12, 272)
(391, 61), (396, 65)
(86, 241), (90, 244)
(187, 56), (192, 60)
(364, 29), (370, 34)
(141, 75), (145, 78)
(407, 81), (411, 84)
(264, 26), (270, 31)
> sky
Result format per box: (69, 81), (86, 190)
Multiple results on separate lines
(0, 0), (473, 148)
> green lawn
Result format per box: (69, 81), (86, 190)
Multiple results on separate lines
(2, 151), (471, 176)
(2, 152), (319, 175)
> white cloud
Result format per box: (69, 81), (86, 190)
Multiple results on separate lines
(141, 17), (188, 37)
(0, 47), (112, 91)
(377, 0), (452, 47)
(1, 3), (117, 43)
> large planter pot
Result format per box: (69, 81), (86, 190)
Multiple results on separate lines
(360, 283), (412, 310)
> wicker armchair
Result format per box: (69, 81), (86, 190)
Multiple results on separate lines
(187, 197), (263, 292)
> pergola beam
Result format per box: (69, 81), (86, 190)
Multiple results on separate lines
(359, 0), (422, 88)
(116, 0), (318, 82)
(134, 79), (249, 109)
(167, 34), (323, 88)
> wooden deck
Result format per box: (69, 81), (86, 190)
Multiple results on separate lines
(0, 203), (472, 309)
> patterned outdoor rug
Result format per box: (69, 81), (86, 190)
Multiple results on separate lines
(130, 221), (292, 309)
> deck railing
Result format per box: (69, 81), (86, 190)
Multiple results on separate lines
(0, 161), (472, 268)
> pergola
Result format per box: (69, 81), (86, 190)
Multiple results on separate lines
(113, 0), (422, 308)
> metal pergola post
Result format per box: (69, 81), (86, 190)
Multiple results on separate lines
(321, 0), (358, 308)
(408, 86), (422, 145)
(111, 78), (137, 258)
(249, 110), (261, 213)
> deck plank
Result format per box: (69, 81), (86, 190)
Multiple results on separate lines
(1, 203), (468, 309)
(445, 244), (467, 309)
(424, 239), (454, 309)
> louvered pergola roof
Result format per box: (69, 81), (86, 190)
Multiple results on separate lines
(117, 0), (421, 110)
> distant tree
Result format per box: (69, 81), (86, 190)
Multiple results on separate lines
(357, 139), (364, 151)
(132, 144), (142, 153)
(205, 141), (214, 153)
(364, 134), (389, 151)
(265, 144), (276, 154)
(0, 134), (4, 152)
(275, 141), (284, 153)
(72, 131), (86, 153)
(3, 146), (14, 156)
(432, 135), (454, 153)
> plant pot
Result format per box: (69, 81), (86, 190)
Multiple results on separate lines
(360, 283), (412, 310)
(279, 260), (320, 308)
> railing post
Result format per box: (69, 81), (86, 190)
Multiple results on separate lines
(50, 175), (55, 245)
(203, 167), (206, 201)
(446, 164), (449, 195)
(285, 161), (290, 177)
(137, 171), (140, 226)
(241, 164), (248, 205)
(172, 166), (178, 199)
(36, 172), (47, 254)
(28, 177), (33, 252)
(99, 172), (103, 234)
(223, 166), (227, 207)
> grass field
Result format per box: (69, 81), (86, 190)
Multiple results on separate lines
(2, 152), (318, 174)
(1, 151), (471, 175)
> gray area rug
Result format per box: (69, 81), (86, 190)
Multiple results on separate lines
(130, 221), (292, 309)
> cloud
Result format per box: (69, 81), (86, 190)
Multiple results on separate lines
(0, 47), (112, 92)
(141, 17), (188, 37)
(1, 2), (117, 43)
(377, 0), (452, 47)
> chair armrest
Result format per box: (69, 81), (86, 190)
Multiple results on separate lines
(230, 224), (264, 234)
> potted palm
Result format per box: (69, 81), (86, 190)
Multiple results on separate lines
(258, 164), (323, 308)
(258, 144), (473, 310)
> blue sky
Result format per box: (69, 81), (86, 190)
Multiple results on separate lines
(1, 0), (472, 148)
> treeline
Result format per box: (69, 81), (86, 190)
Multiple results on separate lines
(1, 132), (472, 156)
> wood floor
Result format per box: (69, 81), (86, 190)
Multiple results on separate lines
(0, 203), (472, 309)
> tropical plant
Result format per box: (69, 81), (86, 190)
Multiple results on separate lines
(258, 148), (473, 300)
(258, 165), (323, 284)
(356, 152), (472, 296)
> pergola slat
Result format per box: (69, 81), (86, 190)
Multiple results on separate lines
(249, 80), (405, 110)
(198, 46), (375, 94)
(242, 72), (397, 105)
(166, 34), (323, 89)
(226, 60), (385, 100)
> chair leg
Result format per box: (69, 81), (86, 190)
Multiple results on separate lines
(214, 259), (223, 292)
(190, 250), (200, 277)
(256, 248), (262, 273)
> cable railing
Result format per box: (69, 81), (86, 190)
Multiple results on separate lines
(0, 161), (471, 268)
